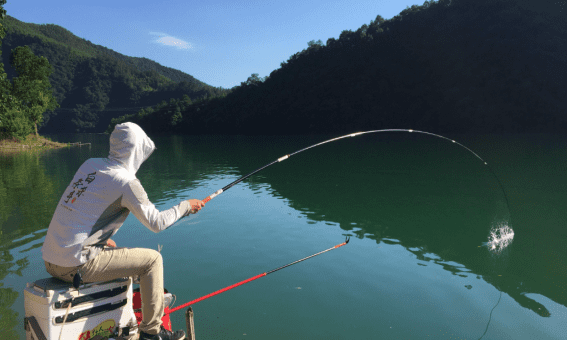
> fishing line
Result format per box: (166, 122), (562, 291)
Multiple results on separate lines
(478, 290), (502, 340)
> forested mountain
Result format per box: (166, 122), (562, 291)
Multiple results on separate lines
(109, 0), (567, 135)
(1, 15), (228, 133)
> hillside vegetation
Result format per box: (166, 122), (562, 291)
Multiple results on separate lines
(109, 0), (567, 135)
(1, 15), (228, 133)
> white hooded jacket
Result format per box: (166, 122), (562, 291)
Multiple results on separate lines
(42, 122), (192, 267)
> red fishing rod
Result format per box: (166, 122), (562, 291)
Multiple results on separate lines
(165, 237), (350, 315)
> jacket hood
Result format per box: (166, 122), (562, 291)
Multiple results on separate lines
(108, 122), (155, 174)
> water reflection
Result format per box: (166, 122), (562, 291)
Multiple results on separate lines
(139, 135), (241, 202)
(219, 133), (565, 320)
(0, 151), (58, 338)
(1, 133), (565, 339)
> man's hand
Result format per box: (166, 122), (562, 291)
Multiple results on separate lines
(187, 199), (205, 214)
(106, 239), (117, 248)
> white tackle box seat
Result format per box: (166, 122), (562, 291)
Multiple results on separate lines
(24, 276), (137, 340)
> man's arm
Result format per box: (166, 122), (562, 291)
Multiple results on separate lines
(121, 179), (204, 233)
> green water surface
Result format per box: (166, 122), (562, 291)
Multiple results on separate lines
(1, 132), (566, 339)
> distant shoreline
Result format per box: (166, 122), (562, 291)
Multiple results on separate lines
(0, 135), (70, 154)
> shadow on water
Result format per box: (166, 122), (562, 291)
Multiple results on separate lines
(207, 132), (565, 320)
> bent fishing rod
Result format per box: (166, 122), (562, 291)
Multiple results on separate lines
(198, 129), (511, 215)
(166, 237), (350, 315)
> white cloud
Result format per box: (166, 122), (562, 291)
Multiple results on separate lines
(150, 32), (192, 50)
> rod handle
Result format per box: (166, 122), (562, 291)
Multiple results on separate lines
(202, 189), (223, 204)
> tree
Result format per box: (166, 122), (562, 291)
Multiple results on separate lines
(307, 39), (323, 48)
(0, 0), (6, 38)
(9, 45), (59, 136)
(0, 0), (25, 140)
(0, 95), (33, 140)
(242, 73), (264, 86)
(171, 106), (182, 126)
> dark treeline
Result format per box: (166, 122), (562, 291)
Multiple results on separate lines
(1, 15), (229, 133)
(109, 0), (567, 135)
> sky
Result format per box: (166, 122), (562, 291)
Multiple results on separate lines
(5, 0), (422, 89)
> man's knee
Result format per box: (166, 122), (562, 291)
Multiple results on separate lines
(138, 248), (163, 275)
(148, 249), (163, 266)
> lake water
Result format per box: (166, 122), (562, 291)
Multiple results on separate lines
(1, 132), (566, 339)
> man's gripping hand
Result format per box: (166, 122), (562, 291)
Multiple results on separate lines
(181, 199), (205, 216)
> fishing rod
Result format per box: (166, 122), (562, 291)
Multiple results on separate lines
(165, 237), (350, 315)
(198, 129), (512, 216)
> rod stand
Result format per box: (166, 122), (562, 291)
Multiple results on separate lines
(185, 307), (195, 340)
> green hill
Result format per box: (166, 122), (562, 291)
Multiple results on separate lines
(1, 15), (229, 133)
(109, 0), (567, 135)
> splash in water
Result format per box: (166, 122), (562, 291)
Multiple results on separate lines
(486, 224), (514, 254)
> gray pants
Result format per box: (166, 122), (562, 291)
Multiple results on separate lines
(45, 247), (164, 335)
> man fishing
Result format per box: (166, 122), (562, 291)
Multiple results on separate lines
(41, 122), (202, 340)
